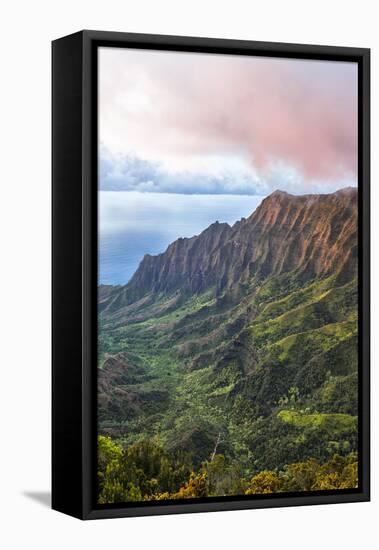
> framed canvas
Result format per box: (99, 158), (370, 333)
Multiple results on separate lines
(52, 30), (370, 520)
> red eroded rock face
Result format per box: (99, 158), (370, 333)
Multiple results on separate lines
(97, 188), (359, 470)
(237, 187), (357, 283)
(115, 188), (357, 301)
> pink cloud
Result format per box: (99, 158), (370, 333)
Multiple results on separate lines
(100, 48), (358, 184)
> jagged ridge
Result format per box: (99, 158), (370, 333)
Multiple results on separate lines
(101, 188), (357, 314)
(97, 187), (358, 470)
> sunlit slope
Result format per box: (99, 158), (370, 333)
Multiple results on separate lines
(98, 188), (358, 473)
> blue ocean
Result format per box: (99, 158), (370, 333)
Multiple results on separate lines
(99, 191), (265, 285)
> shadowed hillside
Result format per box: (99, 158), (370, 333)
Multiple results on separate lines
(97, 188), (358, 502)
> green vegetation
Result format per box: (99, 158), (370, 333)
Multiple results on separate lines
(97, 270), (359, 502)
(277, 410), (357, 433)
(97, 191), (359, 503)
(98, 436), (358, 503)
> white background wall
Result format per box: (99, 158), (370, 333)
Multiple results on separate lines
(0, 1), (376, 548)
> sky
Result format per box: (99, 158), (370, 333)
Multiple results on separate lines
(98, 47), (358, 284)
(99, 47), (358, 196)
(99, 192), (264, 284)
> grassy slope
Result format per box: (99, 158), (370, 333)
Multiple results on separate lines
(98, 273), (358, 474)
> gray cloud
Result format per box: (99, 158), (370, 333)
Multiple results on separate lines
(99, 148), (269, 195)
(99, 147), (355, 196)
(100, 49), (358, 185)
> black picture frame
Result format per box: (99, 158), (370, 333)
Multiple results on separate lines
(52, 30), (370, 520)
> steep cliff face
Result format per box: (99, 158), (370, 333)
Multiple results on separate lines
(98, 188), (358, 468)
(103, 188), (357, 311)
(129, 220), (232, 294)
(233, 187), (357, 284)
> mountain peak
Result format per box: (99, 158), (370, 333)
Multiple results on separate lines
(333, 186), (357, 197)
(267, 186), (357, 201)
(270, 189), (291, 197)
(101, 188), (357, 311)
